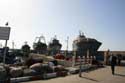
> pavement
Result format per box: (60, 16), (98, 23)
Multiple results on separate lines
(21, 66), (125, 83)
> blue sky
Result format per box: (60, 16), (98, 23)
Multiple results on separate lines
(0, 0), (125, 51)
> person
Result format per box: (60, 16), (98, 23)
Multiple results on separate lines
(110, 54), (117, 75)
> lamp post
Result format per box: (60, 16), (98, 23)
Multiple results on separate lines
(3, 40), (8, 63)
(72, 50), (76, 67)
(79, 55), (82, 77)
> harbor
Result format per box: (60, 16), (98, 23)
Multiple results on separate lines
(0, 0), (125, 83)
(0, 28), (125, 83)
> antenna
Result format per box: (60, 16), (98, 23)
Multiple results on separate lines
(79, 30), (82, 36)
(24, 41), (28, 45)
(12, 41), (14, 49)
(79, 30), (86, 38)
(54, 35), (57, 39)
(66, 36), (69, 51)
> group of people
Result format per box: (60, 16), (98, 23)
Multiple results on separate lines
(109, 54), (122, 75)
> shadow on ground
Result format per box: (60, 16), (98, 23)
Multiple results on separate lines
(80, 76), (99, 82)
(114, 73), (125, 77)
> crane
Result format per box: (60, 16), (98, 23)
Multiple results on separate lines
(33, 35), (46, 49)
(34, 35), (46, 44)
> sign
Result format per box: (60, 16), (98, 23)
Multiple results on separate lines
(0, 26), (11, 40)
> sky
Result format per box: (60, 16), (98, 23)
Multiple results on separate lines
(0, 0), (125, 51)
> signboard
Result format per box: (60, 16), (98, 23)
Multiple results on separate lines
(0, 26), (11, 40)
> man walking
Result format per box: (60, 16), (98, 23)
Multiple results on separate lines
(110, 54), (117, 75)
